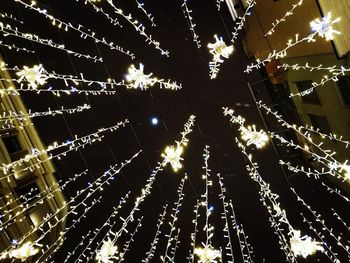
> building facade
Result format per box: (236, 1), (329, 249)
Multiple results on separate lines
(0, 57), (67, 262)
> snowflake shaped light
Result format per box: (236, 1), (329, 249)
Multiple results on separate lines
(194, 245), (221, 263)
(341, 164), (350, 182)
(290, 230), (324, 258)
(95, 239), (119, 263)
(208, 35), (234, 79)
(125, 63), (156, 90)
(9, 241), (40, 261)
(240, 125), (269, 149)
(16, 64), (48, 89)
(161, 143), (184, 172)
(310, 12), (340, 41)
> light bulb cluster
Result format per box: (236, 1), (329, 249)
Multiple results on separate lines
(134, 0), (156, 27)
(0, 40), (35, 53)
(208, 35), (234, 79)
(223, 107), (269, 149)
(162, 115), (195, 172)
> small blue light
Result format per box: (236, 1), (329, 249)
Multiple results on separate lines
(151, 117), (159, 126)
(209, 205), (215, 211)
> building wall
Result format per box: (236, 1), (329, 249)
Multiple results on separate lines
(0, 58), (67, 260)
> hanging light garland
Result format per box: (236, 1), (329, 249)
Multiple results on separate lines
(181, 0), (201, 49)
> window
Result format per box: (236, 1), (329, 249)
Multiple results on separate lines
(337, 76), (350, 105)
(15, 181), (40, 204)
(2, 135), (22, 154)
(308, 114), (331, 134)
(295, 80), (321, 104)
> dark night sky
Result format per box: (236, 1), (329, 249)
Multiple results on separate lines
(0, 0), (349, 262)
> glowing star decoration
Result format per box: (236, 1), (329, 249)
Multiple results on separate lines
(208, 35), (234, 79)
(125, 63), (156, 90)
(310, 12), (340, 41)
(341, 164), (350, 182)
(16, 64), (48, 89)
(290, 230), (324, 258)
(194, 245), (222, 263)
(161, 144), (184, 172)
(240, 125), (269, 149)
(95, 239), (119, 263)
(9, 241), (40, 261)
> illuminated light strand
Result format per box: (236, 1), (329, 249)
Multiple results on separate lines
(193, 146), (222, 263)
(134, 0), (156, 27)
(265, 0), (303, 36)
(331, 208), (350, 231)
(208, 35), (234, 79)
(245, 31), (318, 73)
(181, 0), (201, 49)
(228, 200), (255, 263)
(235, 139), (297, 262)
(246, 13), (340, 73)
(0, 169), (89, 230)
(0, 40), (35, 53)
(92, 115), (195, 261)
(143, 204), (168, 263)
(70, 192), (130, 263)
(61, 230), (92, 263)
(9, 241), (41, 262)
(125, 63), (182, 91)
(223, 107), (269, 149)
(321, 182), (350, 204)
(161, 176), (187, 262)
(0, 133), (104, 184)
(231, 0), (256, 43)
(0, 22), (103, 63)
(257, 102), (349, 181)
(35, 196), (103, 263)
(162, 115), (196, 172)
(0, 12), (23, 24)
(169, 228), (181, 262)
(187, 200), (200, 263)
(14, 0), (135, 59)
(278, 63), (350, 73)
(291, 188), (350, 257)
(217, 173), (235, 262)
(300, 213), (342, 263)
(0, 104), (90, 124)
(93, 0), (169, 57)
(290, 70), (346, 98)
(216, 0), (225, 11)
(0, 151), (141, 261)
(0, 119), (128, 176)
(117, 217), (144, 263)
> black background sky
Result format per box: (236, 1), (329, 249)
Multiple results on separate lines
(0, 0), (349, 262)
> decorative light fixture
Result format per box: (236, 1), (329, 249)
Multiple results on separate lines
(310, 12), (340, 41)
(95, 238), (119, 263)
(9, 241), (40, 261)
(290, 230), (324, 258)
(240, 125), (269, 149)
(16, 64), (48, 89)
(194, 245), (222, 263)
(161, 144), (184, 172)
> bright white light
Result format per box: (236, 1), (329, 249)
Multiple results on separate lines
(194, 245), (221, 263)
(310, 12), (340, 41)
(151, 117), (159, 125)
(290, 230), (324, 258)
(240, 125), (269, 149)
(16, 64), (48, 89)
(125, 63), (156, 90)
(161, 144), (184, 172)
(96, 239), (119, 263)
(9, 241), (40, 261)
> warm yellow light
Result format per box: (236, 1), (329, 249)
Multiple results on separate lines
(161, 144), (184, 172)
(9, 241), (40, 261)
(194, 245), (221, 263)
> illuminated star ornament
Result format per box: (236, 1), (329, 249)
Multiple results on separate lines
(125, 63), (156, 90)
(95, 239), (119, 263)
(194, 245), (222, 263)
(9, 241), (40, 261)
(290, 230), (324, 258)
(208, 35), (234, 79)
(310, 12), (340, 41)
(16, 64), (48, 89)
(161, 143), (184, 172)
(240, 125), (269, 149)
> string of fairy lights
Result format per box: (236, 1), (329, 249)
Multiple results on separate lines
(0, 0), (349, 262)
